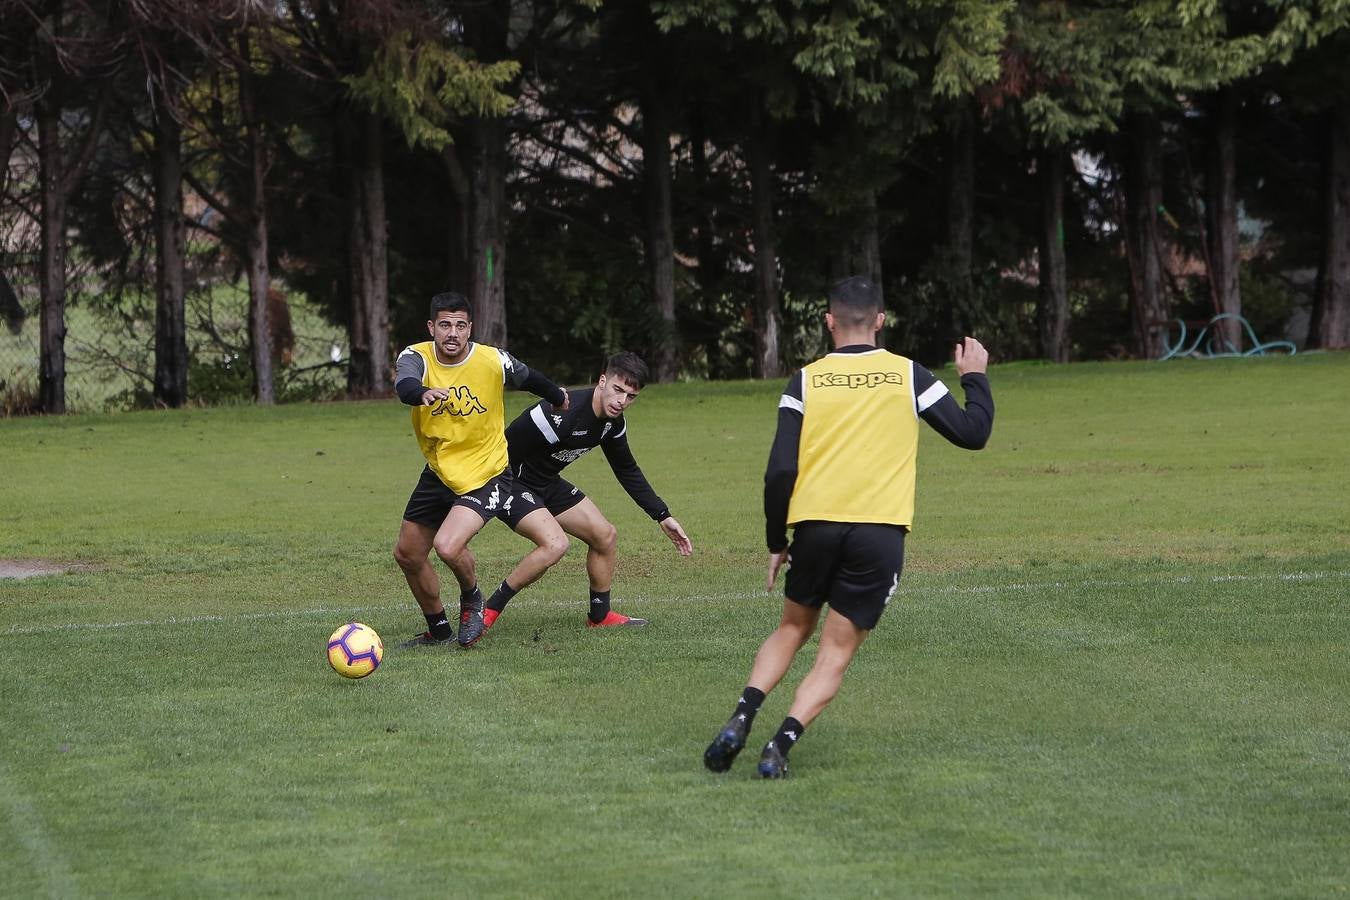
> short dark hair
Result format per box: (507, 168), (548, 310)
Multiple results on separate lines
(603, 351), (649, 389)
(828, 276), (882, 327)
(429, 291), (471, 320)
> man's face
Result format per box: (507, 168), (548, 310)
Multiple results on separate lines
(428, 310), (472, 363)
(596, 373), (640, 418)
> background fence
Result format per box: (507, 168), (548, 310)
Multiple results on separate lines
(0, 267), (350, 415)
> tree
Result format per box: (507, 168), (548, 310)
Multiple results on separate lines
(126, 1), (233, 408)
(235, 30), (276, 404)
(283, 0), (430, 397)
(344, 6), (519, 348)
(21, 0), (120, 413)
(987, 1), (1126, 361)
(1272, 22), (1350, 349)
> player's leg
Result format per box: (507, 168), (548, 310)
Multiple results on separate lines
(756, 523), (902, 778)
(431, 504), (489, 568)
(443, 545), (484, 640)
(704, 521), (838, 773)
(394, 518), (441, 615)
(555, 497), (616, 590)
(445, 547), (478, 597)
(509, 508), (572, 587)
(786, 609), (869, 726)
(394, 468), (459, 648)
(432, 504), (493, 645)
(703, 599), (820, 772)
(749, 599), (822, 693)
(477, 509), (570, 634)
(756, 609), (870, 778)
(554, 496), (642, 627)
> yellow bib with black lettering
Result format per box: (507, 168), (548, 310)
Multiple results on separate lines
(407, 342), (508, 494)
(787, 349), (919, 528)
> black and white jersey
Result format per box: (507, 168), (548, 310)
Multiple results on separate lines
(506, 387), (670, 521)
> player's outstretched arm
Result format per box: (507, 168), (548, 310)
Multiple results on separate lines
(501, 349), (569, 408)
(659, 516), (693, 556)
(914, 339), (994, 450)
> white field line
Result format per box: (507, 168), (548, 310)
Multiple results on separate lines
(3, 569), (1347, 639)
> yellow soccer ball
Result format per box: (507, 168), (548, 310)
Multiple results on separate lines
(326, 622), (384, 679)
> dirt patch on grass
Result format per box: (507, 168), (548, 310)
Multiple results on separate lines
(0, 559), (86, 580)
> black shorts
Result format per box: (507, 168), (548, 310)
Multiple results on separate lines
(782, 521), (907, 630)
(402, 466), (514, 528)
(500, 476), (587, 530)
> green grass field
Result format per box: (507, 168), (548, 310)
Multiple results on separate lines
(2, 354), (1348, 897)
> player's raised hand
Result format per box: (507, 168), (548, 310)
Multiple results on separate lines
(954, 336), (989, 375)
(767, 549), (789, 590)
(421, 387), (450, 405)
(660, 517), (693, 556)
(557, 390), (570, 411)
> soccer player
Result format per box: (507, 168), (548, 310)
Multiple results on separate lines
(393, 291), (570, 649)
(702, 275), (994, 778)
(456, 351), (692, 644)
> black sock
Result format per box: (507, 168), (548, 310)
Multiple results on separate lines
(424, 610), (453, 641)
(486, 580), (517, 614)
(460, 584), (483, 611)
(733, 686), (766, 728)
(768, 717), (805, 756)
(588, 589), (611, 623)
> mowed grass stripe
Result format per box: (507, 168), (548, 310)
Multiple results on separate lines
(6, 567), (1347, 637)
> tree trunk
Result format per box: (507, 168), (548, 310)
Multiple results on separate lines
(747, 123), (781, 380)
(641, 88), (678, 382)
(830, 189), (885, 338)
(689, 106), (726, 371)
(1038, 147), (1069, 362)
(0, 270), (22, 336)
(2, 106), (25, 334)
(153, 91), (188, 408)
(1310, 100), (1350, 350)
(37, 97), (67, 414)
(1124, 117), (1169, 358)
(0, 105), (16, 197)
(690, 106), (716, 291)
(347, 108), (390, 396)
(442, 143), (470, 296)
(1207, 88), (1241, 351)
(238, 41), (273, 404)
(948, 105), (976, 313)
(468, 115), (507, 348)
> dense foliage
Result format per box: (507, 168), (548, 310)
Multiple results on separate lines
(2, 1), (1348, 410)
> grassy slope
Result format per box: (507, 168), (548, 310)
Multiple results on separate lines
(1, 353), (1348, 897)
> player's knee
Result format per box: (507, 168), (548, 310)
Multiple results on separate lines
(782, 618), (816, 648)
(593, 522), (618, 555)
(393, 541), (420, 571)
(432, 538), (465, 565)
(544, 533), (570, 564)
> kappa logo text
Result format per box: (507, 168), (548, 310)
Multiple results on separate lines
(430, 386), (488, 416)
(812, 371), (905, 389)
